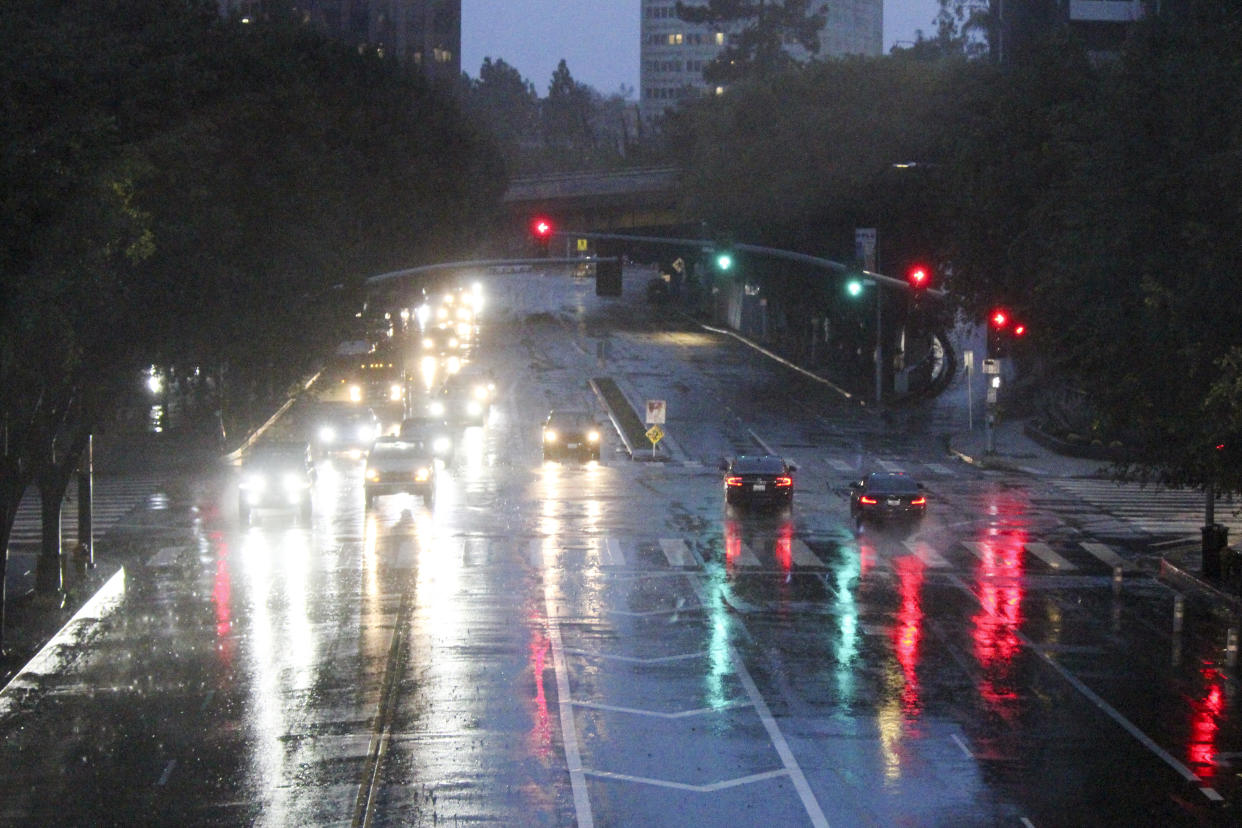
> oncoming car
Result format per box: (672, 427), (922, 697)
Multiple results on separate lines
(721, 455), (796, 510)
(542, 410), (601, 461)
(238, 441), (316, 524)
(849, 472), (927, 527)
(311, 404), (379, 457)
(365, 436), (436, 507)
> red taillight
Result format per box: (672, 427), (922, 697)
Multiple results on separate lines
(859, 495), (878, 505)
(775, 476), (792, 487)
(725, 476), (743, 487)
(911, 496), (926, 506)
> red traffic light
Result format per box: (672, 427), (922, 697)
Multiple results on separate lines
(990, 309), (1009, 328)
(1013, 323), (1027, 336)
(907, 265), (930, 290)
(531, 217), (554, 238)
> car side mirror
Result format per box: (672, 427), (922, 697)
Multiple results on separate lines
(917, 482), (925, 490)
(787, 463), (798, 473)
(850, 480), (863, 489)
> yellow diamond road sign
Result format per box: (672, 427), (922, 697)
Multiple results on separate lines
(645, 425), (664, 445)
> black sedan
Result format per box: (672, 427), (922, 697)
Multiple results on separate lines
(542, 410), (601, 461)
(848, 472), (927, 526)
(721, 455), (796, 509)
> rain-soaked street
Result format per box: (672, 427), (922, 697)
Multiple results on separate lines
(1, 269), (1240, 826)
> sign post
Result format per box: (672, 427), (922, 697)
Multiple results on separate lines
(645, 400), (666, 459)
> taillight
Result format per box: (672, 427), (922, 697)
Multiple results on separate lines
(859, 495), (877, 505)
(775, 476), (792, 487)
(725, 476), (743, 487)
(911, 496), (926, 506)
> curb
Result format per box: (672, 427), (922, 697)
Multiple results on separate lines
(947, 445), (1031, 474)
(588, 377), (668, 462)
(1159, 555), (1242, 613)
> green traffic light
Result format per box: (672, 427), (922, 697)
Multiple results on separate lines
(846, 279), (864, 297)
(715, 253), (733, 271)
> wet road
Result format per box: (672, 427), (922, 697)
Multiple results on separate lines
(1, 270), (1240, 826)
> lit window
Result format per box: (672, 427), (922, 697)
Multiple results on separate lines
(715, 86), (725, 95)
(668, 33), (683, 45)
(715, 32), (725, 45)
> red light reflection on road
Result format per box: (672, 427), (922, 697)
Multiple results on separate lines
(893, 555), (925, 719)
(1188, 667), (1226, 776)
(211, 535), (234, 666)
(774, 523), (793, 573)
(724, 519), (741, 575)
(529, 616), (552, 759)
(972, 533), (1025, 716)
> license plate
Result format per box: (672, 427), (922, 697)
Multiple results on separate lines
(567, 443), (580, 449)
(887, 498), (901, 506)
(753, 483), (766, 492)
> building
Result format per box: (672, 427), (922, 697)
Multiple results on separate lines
(639, 0), (882, 121)
(992, 0), (1146, 62)
(216, 0), (460, 82)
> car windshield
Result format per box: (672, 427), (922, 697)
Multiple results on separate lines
(246, 444), (307, 465)
(734, 456), (786, 474)
(548, 412), (591, 429)
(867, 475), (919, 494)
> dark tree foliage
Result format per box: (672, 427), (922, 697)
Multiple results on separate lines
(675, 0), (827, 84)
(0, 0), (503, 641)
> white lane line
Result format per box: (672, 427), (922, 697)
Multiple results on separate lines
(731, 541), (763, 568)
(791, 540), (823, 568)
(874, 459), (904, 473)
(600, 537), (626, 567)
(924, 463), (954, 475)
(951, 733), (973, 758)
(573, 700), (752, 718)
(544, 585), (593, 828)
(583, 767), (790, 793)
(728, 643), (829, 827)
(827, 459), (855, 473)
(902, 541), (951, 568)
(1020, 819), (1036, 828)
(659, 538), (693, 567)
(1080, 542), (1128, 570)
(562, 650), (707, 664)
(157, 759), (176, 786)
(747, 429), (775, 455)
(1024, 542), (1077, 571)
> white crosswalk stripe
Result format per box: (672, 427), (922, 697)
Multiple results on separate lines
(827, 459), (855, 473)
(1050, 479), (1242, 537)
(727, 540), (763, 568)
(658, 538), (694, 567)
(901, 540), (951, 568)
(1024, 542), (1076, 571)
(1080, 542), (1130, 571)
(874, 459), (905, 473)
(6, 478), (159, 548)
(923, 463), (954, 475)
(790, 539), (823, 568)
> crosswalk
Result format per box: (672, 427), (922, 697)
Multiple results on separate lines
(1047, 479), (1242, 540)
(5, 478), (159, 550)
(540, 534), (1136, 576)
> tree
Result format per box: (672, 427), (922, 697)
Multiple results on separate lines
(464, 58), (540, 168)
(675, 0), (827, 84)
(541, 60), (597, 163)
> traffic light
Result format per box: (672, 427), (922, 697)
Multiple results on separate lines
(987, 308), (1009, 357)
(715, 251), (734, 271)
(906, 264), (931, 291)
(531, 216), (554, 256)
(845, 277), (865, 298)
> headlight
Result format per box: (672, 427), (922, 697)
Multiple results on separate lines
(242, 473), (267, 492)
(366, 467), (380, 481)
(429, 401), (445, 417)
(357, 424), (375, 441)
(415, 467), (431, 482)
(544, 429), (557, 443)
(446, 356), (461, 374)
(433, 436), (451, 453)
(473, 386), (488, 401)
(318, 425), (337, 443)
(456, 322), (471, 338)
(466, 401), (482, 416)
(588, 430), (600, 443)
(349, 385), (362, 403)
(422, 337), (434, 349)
(448, 338), (459, 349)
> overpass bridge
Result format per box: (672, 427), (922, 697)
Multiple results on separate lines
(502, 166), (685, 240)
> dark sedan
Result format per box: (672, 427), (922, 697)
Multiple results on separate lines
(721, 455), (796, 510)
(849, 472), (927, 527)
(542, 410), (601, 461)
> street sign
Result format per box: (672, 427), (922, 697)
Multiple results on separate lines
(645, 400), (666, 424)
(576, 237), (589, 252)
(645, 425), (664, 445)
(855, 228), (877, 272)
(982, 358), (1000, 375)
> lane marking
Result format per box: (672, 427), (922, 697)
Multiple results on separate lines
(600, 537), (626, 567)
(146, 546), (183, 567)
(732, 542), (763, 568)
(562, 649), (707, 664)
(827, 459), (855, 473)
(951, 733), (973, 759)
(924, 463), (953, 475)
(583, 767), (790, 793)
(902, 540), (950, 569)
(157, 759), (176, 786)
(544, 582), (594, 827)
(1024, 542), (1077, 571)
(791, 540), (823, 568)
(659, 538), (693, 567)
(874, 459), (904, 473)
(1080, 542), (1128, 570)
(528, 539), (543, 569)
(573, 700), (752, 718)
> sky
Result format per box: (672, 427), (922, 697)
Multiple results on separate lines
(461, 1), (942, 96)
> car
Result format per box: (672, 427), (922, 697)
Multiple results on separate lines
(848, 472), (927, 527)
(365, 436), (436, 507)
(238, 441), (316, 524)
(310, 404), (380, 457)
(430, 380), (490, 426)
(399, 416), (454, 462)
(720, 455), (796, 509)
(542, 410), (602, 461)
